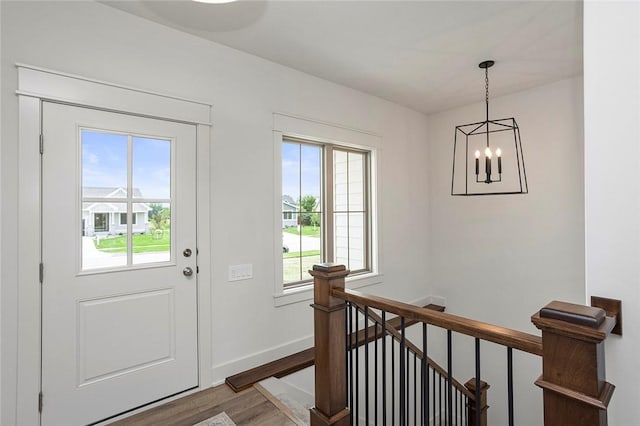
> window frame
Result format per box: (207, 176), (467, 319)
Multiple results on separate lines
(273, 113), (382, 306)
(281, 137), (372, 288)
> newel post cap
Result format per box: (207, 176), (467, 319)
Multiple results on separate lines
(310, 264), (349, 308)
(531, 300), (615, 342)
(309, 263), (349, 278)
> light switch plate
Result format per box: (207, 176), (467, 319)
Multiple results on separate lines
(228, 264), (253, 281)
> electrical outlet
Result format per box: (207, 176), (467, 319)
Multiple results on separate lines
(228, 264), (253, 282)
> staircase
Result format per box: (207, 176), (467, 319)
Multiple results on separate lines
(310, 263), (621, 426)
(255, 375), (314, 426)
(226, 264), (621, 426)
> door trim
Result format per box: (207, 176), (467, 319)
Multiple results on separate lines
(16, 64), (213, 425)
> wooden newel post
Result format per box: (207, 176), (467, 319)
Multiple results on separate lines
(532, 301), (618, 426)
(310, 263), (350, 426)
(464, 378), (489, 426)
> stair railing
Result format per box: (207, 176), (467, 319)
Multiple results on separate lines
(348, 302), (476, 425)
(309, 264), (619, 426)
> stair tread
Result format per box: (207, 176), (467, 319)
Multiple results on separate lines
(226, 348), (315, 392)
(226, 303), (443, 392)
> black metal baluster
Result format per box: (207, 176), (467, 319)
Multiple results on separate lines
(355, 306), (359, 424)
(406, 345), (410, 423)
(459, 388), (463, 425)
(400, 317), (406, 426)
(439, 375), (443, 426)
(447, 330), (453, 426)
(475, 338), (481, 426)
(508, 347), (514, 426)
(422, 323), (428, 426)
(462, 393), (466, 426)
(432, 368), (436, 426)
(414, 353), (417, 425)
(365, 307), (370, 426)
(392, 329), (395, 426)
(382, 311), (387, 426)
(375, 320), (379, 426)
(345, 303), (350, 408)
(349, 303), (354, 425)
(455, 387), (458, 425)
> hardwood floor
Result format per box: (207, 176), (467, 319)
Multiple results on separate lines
(108, 385), (297, 426)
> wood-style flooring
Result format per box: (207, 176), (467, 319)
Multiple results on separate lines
(108, 384), (297, 426)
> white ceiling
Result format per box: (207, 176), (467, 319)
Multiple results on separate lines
(102, 0), (583, 115)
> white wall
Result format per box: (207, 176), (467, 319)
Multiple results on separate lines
(0, 1), (430, 423)
(426, 76), (585, 425)
(584, 2), (640, 425)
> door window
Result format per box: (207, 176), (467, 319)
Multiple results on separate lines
(81, 129), (173, 271)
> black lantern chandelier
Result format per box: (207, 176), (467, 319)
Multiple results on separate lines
(451, 60), (528, 196)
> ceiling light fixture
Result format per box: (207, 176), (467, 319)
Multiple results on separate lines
(451, 60), (528, 196)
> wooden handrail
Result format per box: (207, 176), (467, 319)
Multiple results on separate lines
(333, 288), (543, 356)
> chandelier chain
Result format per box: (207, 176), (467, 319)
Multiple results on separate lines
(485, 67), (489, 106)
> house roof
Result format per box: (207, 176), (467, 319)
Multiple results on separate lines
(83, 186), (145, 198)
(83, 202), (150, 213)
(282, 200), (298, 210)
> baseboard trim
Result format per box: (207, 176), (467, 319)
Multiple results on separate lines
(210, 294), (441, 387)
(211, 334), (314, 384)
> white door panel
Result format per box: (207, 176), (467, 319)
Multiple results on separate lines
(41, 102), (198, 426)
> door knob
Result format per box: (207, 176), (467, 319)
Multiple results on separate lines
(183, 267), (193, 277)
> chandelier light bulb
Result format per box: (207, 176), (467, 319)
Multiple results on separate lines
(496, 148), (502, 157)
(485, 147), (492, 158)
(475, 150), (481, 159)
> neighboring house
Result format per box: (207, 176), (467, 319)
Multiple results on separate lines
(82, 187), (151, 236)
(282, 199), (299, 228)
(282, 196), (321, 228)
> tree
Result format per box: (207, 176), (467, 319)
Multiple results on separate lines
(300, 195), (317, 212)
(299, 195), (317, 226)
(148, 203), (170, 231)
(310, 212), (320, 228)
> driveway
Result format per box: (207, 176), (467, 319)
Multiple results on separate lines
(282, 231), (320, 252)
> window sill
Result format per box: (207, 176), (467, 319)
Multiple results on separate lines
(273, 272), (383, 307)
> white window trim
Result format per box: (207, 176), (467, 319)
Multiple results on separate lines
(272, 112), (383, 306)
(15, 64), (213, 425)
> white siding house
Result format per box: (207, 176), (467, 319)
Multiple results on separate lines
(82, 187), (151, 236)
(282, 200), (298, 228)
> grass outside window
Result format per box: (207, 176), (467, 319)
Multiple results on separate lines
(95, 232), (170, 253)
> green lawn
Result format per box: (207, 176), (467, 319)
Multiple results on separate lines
(283, 249), (320, 259)
(95, 232), (170, 253)
(283, 226), (321, 238)
(283, 253), (321, 284)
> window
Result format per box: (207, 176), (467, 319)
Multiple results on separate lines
(281, 137), (370, 287)
(81, 129), (172, 270)
(119, 212), (137, 225)
(94, 213), (109, 232)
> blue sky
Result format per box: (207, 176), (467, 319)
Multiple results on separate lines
(82, 130), (171, 199)
(282, 142), (321, 202)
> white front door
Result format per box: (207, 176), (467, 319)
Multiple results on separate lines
(41, 102), (198, 425)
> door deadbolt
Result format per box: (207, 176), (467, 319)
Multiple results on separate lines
(183, 248), (192, 257)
